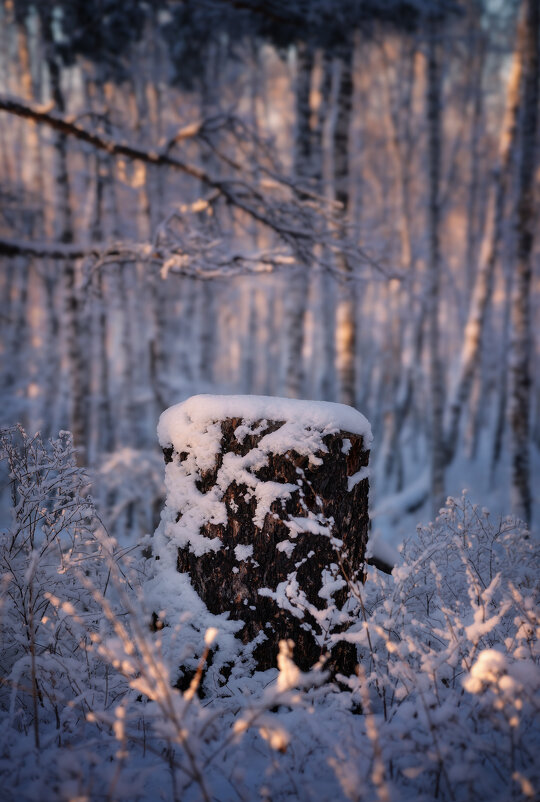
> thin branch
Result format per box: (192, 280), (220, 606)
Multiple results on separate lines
(0, 95), (327, 248)
(0, 236), (138, 261)
(0, 96), (392, 275)
(0, 96), (206, 183)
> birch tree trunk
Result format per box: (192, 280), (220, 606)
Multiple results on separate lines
(379, 39), (417, 486)
(314, 49), (336, 401)
(198, 40), (221, 386)
(88, 76), (115, 461)
(509, 0), (539, 524)
(464, 11), (486, 298)
(444, 4), (525, 464)
(40, 7), (88, 463)
(132, 52), (168, 415)
(491, 259), (513, 476)
(2, 17), (35, 411)
(426, 18), (446, 516)
(333, 39), (356, 407)
(284, 41), (315, 398)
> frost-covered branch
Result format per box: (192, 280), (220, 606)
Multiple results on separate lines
(0, 95), (390, 278)
(0, 231), (389, 283)
(0, 96), (207, 181)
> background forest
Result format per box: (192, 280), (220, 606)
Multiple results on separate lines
(1, 1), (540, 801)
(0, 0), (539, 544)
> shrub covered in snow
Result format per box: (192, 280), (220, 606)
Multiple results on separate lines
(0, 429), (538, 801)
(350, 494), (540, 800)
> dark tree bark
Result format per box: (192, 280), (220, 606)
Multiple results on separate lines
(509, 0), (539, 524)
(333, 38), (357, 408)
(165, 416), (370, 674)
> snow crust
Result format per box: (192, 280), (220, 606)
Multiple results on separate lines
(234, 543), (254, 562)
(156, 394), (371, 559)
(158, 393), (372, 451)
(347, 465), (370, 492)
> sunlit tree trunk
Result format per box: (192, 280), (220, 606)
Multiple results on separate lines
(16, 13), (43, 228)
(491, 259), (513, 476)
(379, 39), (417, 486)
(426, 17), (445, 516)
(2, 15), (34, 407)
(333, 38), (356, 407)
(40, 6), (88, 463)
(198, 40), (221, 387)
(131, 33), (168, 416)
(444, 4), (526, 464)
(312, 49), (336, 401)
(100, 79), (139, 448)
(509, 0), (539, 524)
(87, 75), (115, 462)
(245, 47), (263, 395)
(464, 7), (486, 298)
(285, 40), (315, 398)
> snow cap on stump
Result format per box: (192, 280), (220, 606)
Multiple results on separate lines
(155, 394), (372, 675)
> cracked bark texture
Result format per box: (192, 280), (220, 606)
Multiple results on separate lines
(164, 417), (369, 673)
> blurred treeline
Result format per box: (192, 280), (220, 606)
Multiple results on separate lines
(0, 0), (538, 536)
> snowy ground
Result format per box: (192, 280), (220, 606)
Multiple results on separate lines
(1, 398), (539, 801)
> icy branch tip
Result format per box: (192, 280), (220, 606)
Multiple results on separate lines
(204, 627), (218, 646)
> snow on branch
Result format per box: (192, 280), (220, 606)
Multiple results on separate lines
(0, 234), (292, 281)
(0, 232), (391, 284)
(0, 96), (309, 237)
(0, 95), (390, 278)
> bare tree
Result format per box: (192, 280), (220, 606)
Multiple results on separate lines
(444, 2), (526, 465)
(509, 0), (539, 524)
(333, 37), (356, 407)
(285, 41), (315, 398)
(426, 15), (446, 516)
(39, 7), (89, 463)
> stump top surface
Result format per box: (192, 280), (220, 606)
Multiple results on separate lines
(158, 394), (372, 451)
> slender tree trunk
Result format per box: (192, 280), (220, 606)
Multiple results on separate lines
(285, 41), (315, 398)
(34, 28), (63, 439)
(509, 0), (539, 524)
(98, 80), (138, 449)
(333, 39), (356, 407)
(244, 42), (262, 395)
(426, 18), (446, 516)
(314, 49), (336, 401)
(133, 49), (169, 414)
(382, 298), (426, 488)
(88, 76), (114, 461)
(379, 39), (417, 485)
(464, 17), (486, 297)
(2, 17), (36, 406)
(491, 260), (513, 476)
(16, 15), (43, 223)
(40, 7), (88, 463)
(381, 38), (415, 276)
(198, 40), (221, 387)
(444, 5), (526, 464)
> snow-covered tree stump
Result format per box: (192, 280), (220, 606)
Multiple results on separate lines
(156, 394), (372, 674)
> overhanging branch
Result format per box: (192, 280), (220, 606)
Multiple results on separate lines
(0, 95), (320, 246)
(0, 96), (207, 183)
(0, 236), (130, 261)
(0, 95), (391, 276)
